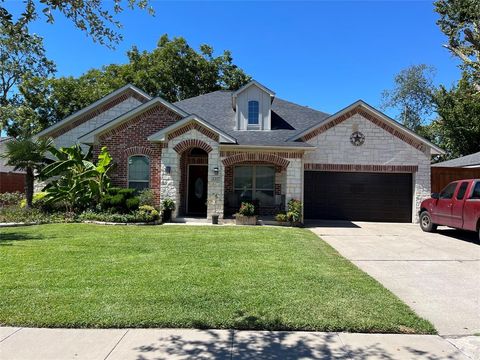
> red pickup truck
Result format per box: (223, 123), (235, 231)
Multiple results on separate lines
(420, 179), (480, 240)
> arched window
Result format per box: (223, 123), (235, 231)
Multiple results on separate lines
(128, 155), (150, 190)
(248, 100), (259, 125)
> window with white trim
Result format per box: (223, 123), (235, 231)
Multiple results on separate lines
(234, 165), (275, 206)
(128, 155), (150, 190)
(248, 100), (259, 126)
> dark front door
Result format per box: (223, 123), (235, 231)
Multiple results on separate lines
(187, 165), (208, 215)
(304, 171), (413, 222)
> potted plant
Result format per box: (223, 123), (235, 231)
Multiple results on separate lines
(207, 193), (220, 225)
(161, 198), (175, 223)
(235, 202), (257, 225)
(286, 199), (303, 226)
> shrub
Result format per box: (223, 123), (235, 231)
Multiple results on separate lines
(275, 212), (288, 222)
(161, 198), (176, 211)
(101, 187), (140, 213)
(238, 202), (255, 216)
(138, 189), (156, 207)
(287, 199), (302, 225)
(0, 192), (24, 207)
(78, 207), (159, 223)
(0, 205), (74, 224)
(137, 205), (160, 222)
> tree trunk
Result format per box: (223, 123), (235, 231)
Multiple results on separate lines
(25, 167), (34, 208)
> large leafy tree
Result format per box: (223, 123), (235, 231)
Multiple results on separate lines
(27, 35), (251, 128)
(432, 75), (480, 158)
(1, 137), (53, 207)
(381, 64), (436, 131)
(0, 18), (55, 135)
(0, 0), (153, 48)
(41, 145), (114, 212)
(435, 0), (480, 88)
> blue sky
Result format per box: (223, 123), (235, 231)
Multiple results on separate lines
(11, 1), (461, 117)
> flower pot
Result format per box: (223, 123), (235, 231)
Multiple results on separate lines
(211, 214), (219, 225)
(235, 214), (257, 226)
(162, 209), (172, 223)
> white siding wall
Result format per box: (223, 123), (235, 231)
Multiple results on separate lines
(303, 113), (431, 222)
(53, 97), (142, 151)
(236, 85), (271, 130)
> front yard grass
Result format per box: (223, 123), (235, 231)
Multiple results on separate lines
(0, 224), (435, 333)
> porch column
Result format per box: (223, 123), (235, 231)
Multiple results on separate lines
(160, 146), (181, 218)
(207, 148), (224, 219)
(285, 158), (303, 211)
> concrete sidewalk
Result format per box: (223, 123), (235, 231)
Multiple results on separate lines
(0, 327), (478, 360)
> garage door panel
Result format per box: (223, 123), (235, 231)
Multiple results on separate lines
(304, 171), (412, 222)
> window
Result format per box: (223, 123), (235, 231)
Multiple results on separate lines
(248, 100), (259, 125)
(471, 182), (480, 199)
(234, 165), (275, 206)
(128, 155), (150, 190)
(439, 182), (457, 199)
(456, 182), (469, 200)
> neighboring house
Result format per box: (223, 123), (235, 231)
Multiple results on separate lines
(431, 151), (480, 193)
(37, 81), (444, 223)
(432, 151), (480, 169)
(0, 137), (26, 194)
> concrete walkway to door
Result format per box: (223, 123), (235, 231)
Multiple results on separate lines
(307, 221), (480, 337)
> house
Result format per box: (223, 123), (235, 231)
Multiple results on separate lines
(36, 81), (444, 222)
(0, 137), (26, 194)
(431, 151), (480, 193)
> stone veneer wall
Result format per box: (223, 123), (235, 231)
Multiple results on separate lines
(160, 129), (223, 219)
(303, 112), (431, 222)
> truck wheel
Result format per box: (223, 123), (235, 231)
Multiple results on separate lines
(420, 211), (437, 232)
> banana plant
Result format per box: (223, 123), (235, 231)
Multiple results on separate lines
(40, 145), (113, 212)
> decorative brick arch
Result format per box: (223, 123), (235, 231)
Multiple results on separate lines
(222, 153), (290, 169)
(124, 146), (155, 157)
(173, 139), (213, 154)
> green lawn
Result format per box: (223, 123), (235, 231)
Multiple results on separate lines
(0, 224), (435, 333)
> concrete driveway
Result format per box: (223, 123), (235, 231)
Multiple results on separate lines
(307, 221), (480, 336)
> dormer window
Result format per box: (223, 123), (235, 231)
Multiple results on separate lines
(248, 101), (259, 127)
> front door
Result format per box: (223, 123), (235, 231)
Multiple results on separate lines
(187, 165), (208, 215)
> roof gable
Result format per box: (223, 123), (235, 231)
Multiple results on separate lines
(37, 84), (151, 138)
(148, 114), (236, 144)
(79, 97), (189, 144)
(290, 100), (445, 155)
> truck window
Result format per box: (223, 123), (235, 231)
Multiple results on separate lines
(439, 183), (457, 199)
(471, 182), (480, 199)
(456, 182), (469, 200)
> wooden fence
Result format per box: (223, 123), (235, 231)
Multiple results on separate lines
(431, 167), (480, 193)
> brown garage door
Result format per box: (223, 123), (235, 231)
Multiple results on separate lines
(304, 171), (413, 222)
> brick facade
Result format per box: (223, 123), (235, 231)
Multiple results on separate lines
(94, 104), (182, 205)
(0, 172), (25, 193)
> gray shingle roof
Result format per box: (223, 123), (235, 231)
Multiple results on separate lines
(174, 90), (330, 147)
(432, 151), (480, 168)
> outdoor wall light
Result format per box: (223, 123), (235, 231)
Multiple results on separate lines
(165, 166), (171, 174)
(213, 167), (219, 175)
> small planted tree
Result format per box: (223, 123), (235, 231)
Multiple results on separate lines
(40, 145), (113, 212)
(1, 137), (52, 208)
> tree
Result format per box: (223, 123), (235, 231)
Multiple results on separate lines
(1, 137), (52, 208)
(0, 21), (55, 135)
(381, 64), (436, 131)
(27, 35), (251, 128)
(41, 145), (114, 212)
(435, 0), (480, 88)
(0, 0), (154, 48)
(432, 75), (480, 158)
